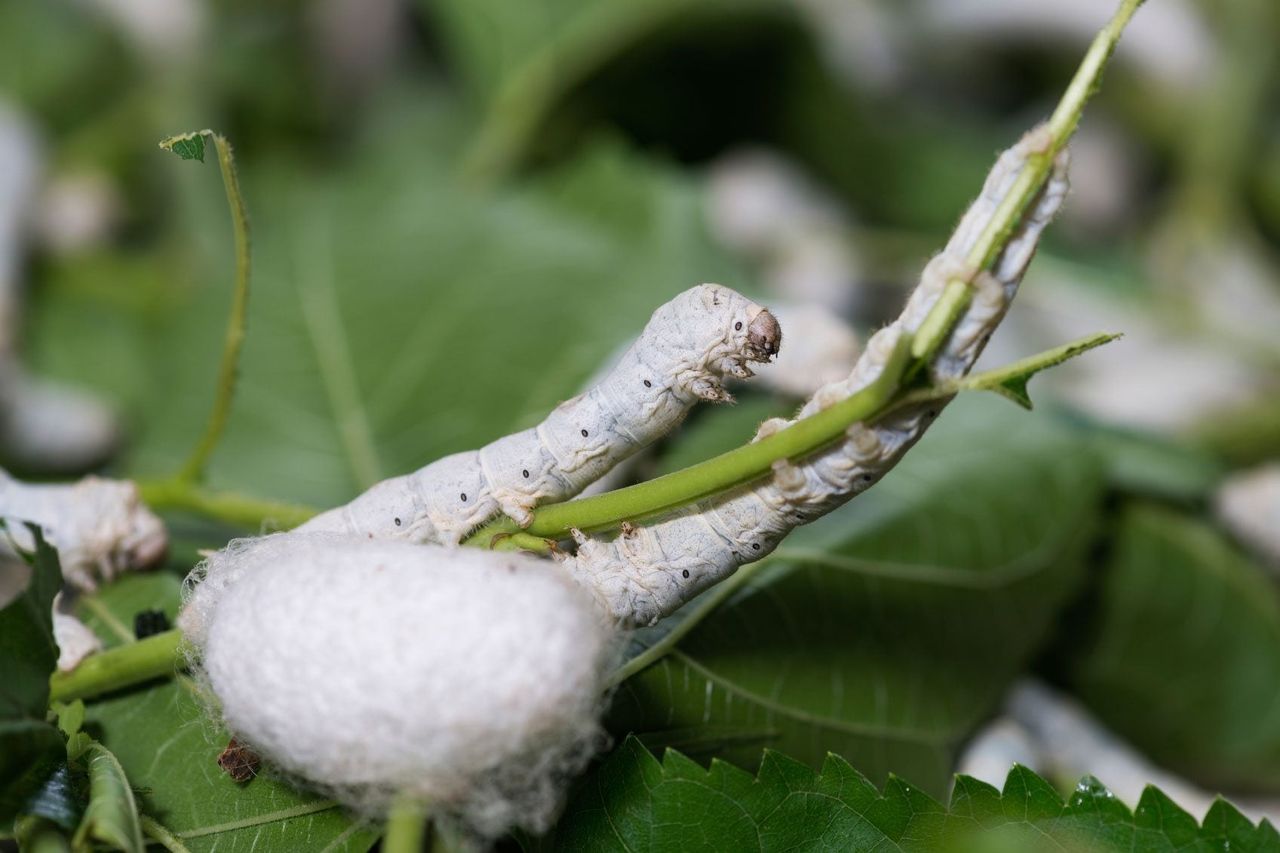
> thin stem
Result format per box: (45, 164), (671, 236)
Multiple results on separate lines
(140, 815), (195, 853)
(465, 0), (1141, 548)
(608, 558), (771, 687)
(383, 795), (428, 853)
(160, 131), (252, 485)
(909, 0), (1145, 367)
(57, 333), (1121, 696)
(138, 478), (318, 530)
(466, 333), (914, 547)
(49, 630), (184, 704)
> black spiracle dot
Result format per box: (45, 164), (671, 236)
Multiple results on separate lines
(394, 517), (401, 526)
(926, 409), (938, 419)
(861, 474), (873, 483)
(580, 429), (589, 437)
(643, 379), (652, 388)
(751, 543), (761, 551)
(682, 569), (690, 578)
(460, 493), (467, 502)
(522, 469), (530, 478)
(735, 321), (743, 331)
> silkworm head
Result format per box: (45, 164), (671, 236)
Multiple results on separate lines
(747, 309), (782, 361)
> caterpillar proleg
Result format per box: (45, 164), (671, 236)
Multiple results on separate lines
(0, 469), (168, 592)
(562, 127), (1071, 627)
(299, 284), (781, 544)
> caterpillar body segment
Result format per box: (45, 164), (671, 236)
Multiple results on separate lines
(299, 284), (779, 544)
(563, 128), (1071, 627)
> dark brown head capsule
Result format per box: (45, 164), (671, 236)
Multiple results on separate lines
(747, 310), (782, 361)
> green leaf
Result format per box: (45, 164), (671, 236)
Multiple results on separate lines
(73, 740), (144, 853)
(79, 570), (377, 853)
(159, 132), (207, 163)
(542, 736), (1280, 852)
(954, 332), (1122, 410)
(1080, 425), (1224, 501)
(30, 105), (749, 513)
(0, 524), (61, 718)
(1060, 503), (1280, 792)
(609, 396), (1105, 796)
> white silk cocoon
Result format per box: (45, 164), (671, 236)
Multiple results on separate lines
(185, 534), (616, 837)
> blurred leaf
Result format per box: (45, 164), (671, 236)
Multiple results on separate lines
(610, 396), (1105, 796)
(29, 105), (749, 512)
(540, 735), (1280, 852)
(1079, 424), (1224, 501)
(79, 570), (376, 853)
(72, 741), (144, 853)
(1062, 503), (1280, 792)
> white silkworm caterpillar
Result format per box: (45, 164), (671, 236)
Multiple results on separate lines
(562, 127), (1071, 627)
(0, 469), (168, 592)
(299, 284), (781, 544)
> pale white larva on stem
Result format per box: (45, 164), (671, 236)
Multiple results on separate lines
(299, 283), (781, 544)
(562, 127), (1071, 627)
(184, 533), (617, 839)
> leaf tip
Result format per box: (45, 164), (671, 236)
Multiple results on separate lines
(159, 131), (207, 163)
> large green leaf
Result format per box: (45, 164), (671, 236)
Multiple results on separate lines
(1061, 503), (1280, 793)
(607, 396), (1106, 796)
(425, 0), (998, 226)
(78, 571), (378, 853)
(541, 735), (1280, 852)
(28, 101), (749, 512)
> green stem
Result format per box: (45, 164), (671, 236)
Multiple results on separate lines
(383, 796), (428, 853)
(909, 0), (1144, 367)
(466, 333), (914, 548)
(49, 629), (184, 704)
(138, 478), (318, 530)
(608, 558), (771, 687)
(464, 0), (1140, 549)
(140, 815), (195, 853)
(161, 130), (252, 486)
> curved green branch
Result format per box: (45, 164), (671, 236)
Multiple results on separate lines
(463, 0), (1142, 549)
(159, 130), (252, 486)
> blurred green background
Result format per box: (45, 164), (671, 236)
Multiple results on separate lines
(4, 0), (1280, 847)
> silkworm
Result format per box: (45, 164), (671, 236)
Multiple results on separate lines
(299, 284), (781, 544)
(561, 127), (1071, 627)
(0, 469), (169, 592)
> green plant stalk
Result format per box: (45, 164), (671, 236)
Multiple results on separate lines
(909, 0), (1144, 367)
(466, 333), (913, 548)
(382, 796), (428, 853)
(140, 816), (194, 853)
(45, 335), (1118, 703)
(138, 478), (317, 529)
(49, 630), (184, 704)
(464, 0), (1140, 549)
(167, 131), (252, 486)
(62, 4), (1137, 701)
